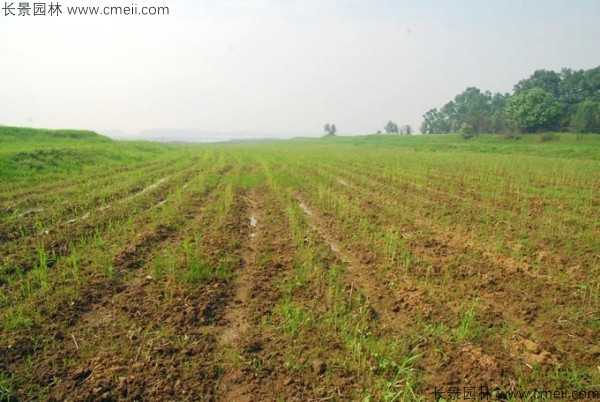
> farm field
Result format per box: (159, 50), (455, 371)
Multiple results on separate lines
(1, 127), (599, 401)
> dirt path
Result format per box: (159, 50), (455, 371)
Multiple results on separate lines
(217, 190), (261, 401)
(219, 199), (258, 347)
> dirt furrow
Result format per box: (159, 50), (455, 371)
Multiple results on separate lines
(215, 183), (335, 401)
(291, 193), (530, 392)
(322, 170), (598, 352)
(295, 194), (403, 329)
(309, 161), (594, 312)
(0, 165), (204, 283)
(218, 197), (257, 347)
(331, 162), (596, 277)
(1, 175), (232, 399)
(216, 190), (260, 401)
(0, 158), (170, 210)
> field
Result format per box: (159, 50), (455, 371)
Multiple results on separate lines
(1, 127), (599, 401)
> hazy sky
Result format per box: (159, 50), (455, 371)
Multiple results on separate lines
(1, 0), (599, 139)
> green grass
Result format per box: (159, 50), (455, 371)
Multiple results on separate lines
(1, 127), (598, 400)
(0, 126), (176, 181)
(315, 132), (600, 160)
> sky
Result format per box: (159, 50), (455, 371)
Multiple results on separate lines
(1, 0), (599, 140)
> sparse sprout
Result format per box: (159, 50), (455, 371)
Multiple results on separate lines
(0, 125), (596, 401)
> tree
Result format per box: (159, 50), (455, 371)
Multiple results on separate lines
(420, 108), (449, 134)
(451, 87), (496, 133)
(403, 124), (412, 135)
(560, 67), (600, 129)
(420, 109), (436, 134)
(384, 121), (399, 134)
(420, 88), (499, 134)
(459, 122), (477, 139)
(514, 69), (562, 99)
(571, 98), (600, 133)
(490, 92), (510, 133)
(324, 123), (336, 136)
(505, 88), (562, 133)
(420, 66), (600, 135)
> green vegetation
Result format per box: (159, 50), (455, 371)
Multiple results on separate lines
(0, 126), (598, 400)
(0, 125), (171, 180)
(421, 66), (600, 134)
(506, 87), (562, 133)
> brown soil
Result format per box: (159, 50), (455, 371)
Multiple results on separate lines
(2, 156), (597, 401)
(294, 164), (599, 393)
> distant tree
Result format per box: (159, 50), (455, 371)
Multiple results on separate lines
(384, 121), (399, 134)
(571, 98), (600, 133)
(420, 110), (435, 133)
(459, 122), (477, 139)
(505, 88), (562, 133)
(514, 69), (562, 99)
(452, 87), (497, 133)
(421, 108), (451, 134)
(421, 88), (491, 134)
(420, 66), (600, 135)
(514, 67), (600, 130)
(490, 92), (510, 133)
(421, 109), (435, 133)
(324, 123), (337, 136)
(560, 67), (600, 128)
(376, 130), (382, 134)
(403, 124), (412, 135)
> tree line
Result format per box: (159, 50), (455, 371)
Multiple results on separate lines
(323, 122), (413, 136)
(420, 67), (600, 135)
(381, 121), (412, 135)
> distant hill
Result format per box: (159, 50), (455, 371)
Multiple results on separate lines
(135, 128), (305, 143)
